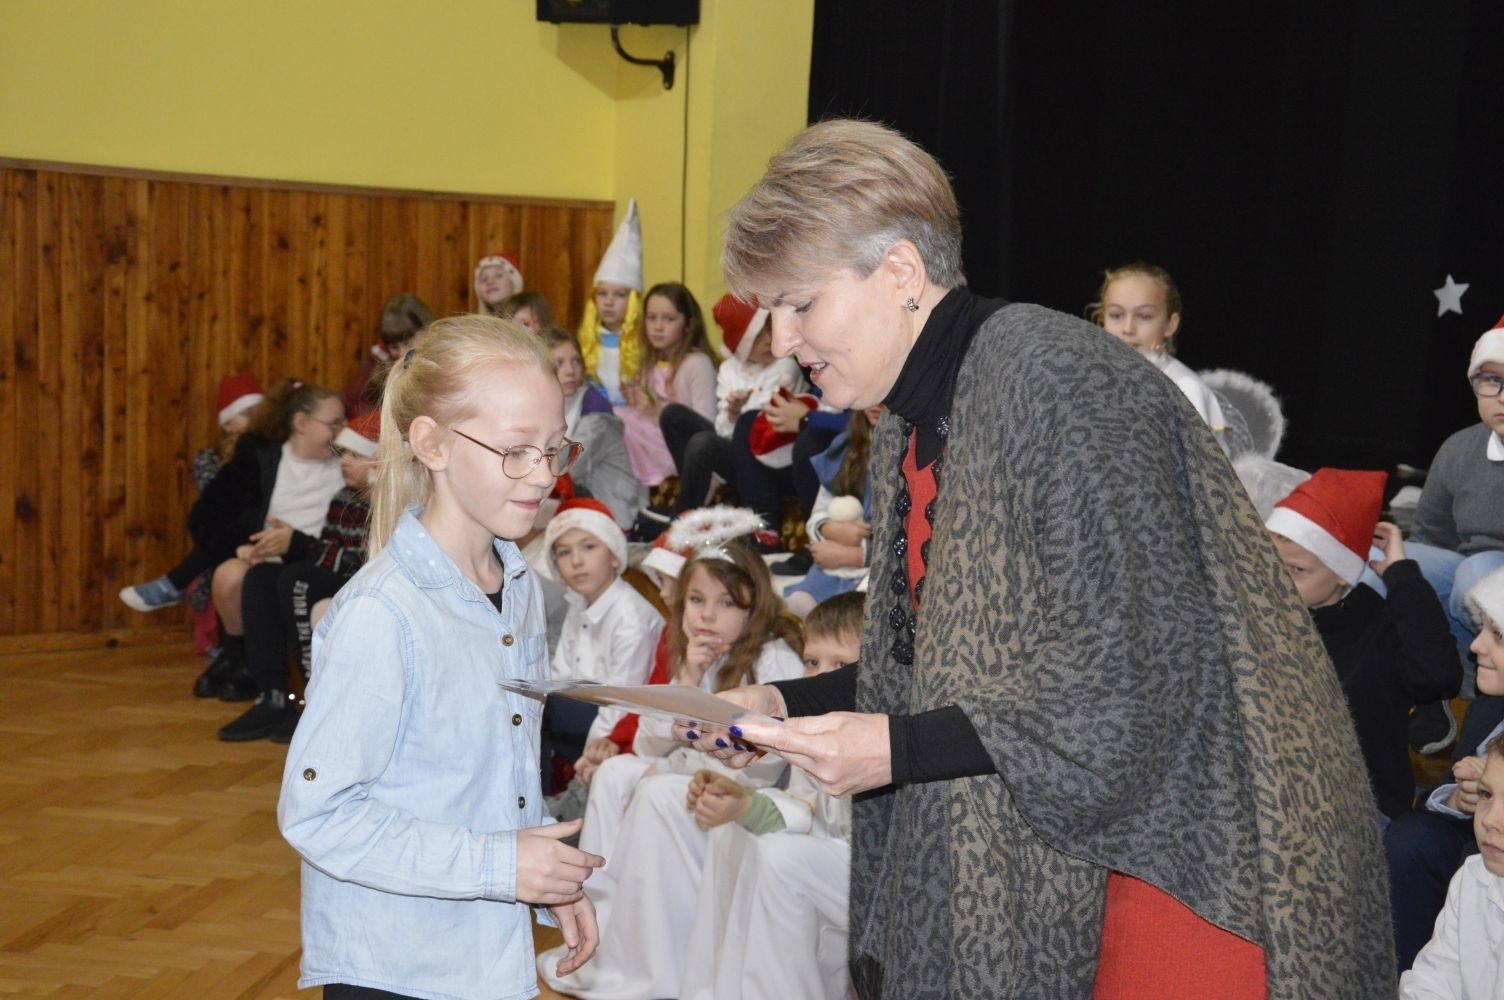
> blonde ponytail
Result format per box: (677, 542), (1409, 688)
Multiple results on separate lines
(369, 314), (555, 554)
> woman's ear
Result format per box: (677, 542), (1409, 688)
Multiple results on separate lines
(882, 240), (928, 301)
(407, 415), (449, 473)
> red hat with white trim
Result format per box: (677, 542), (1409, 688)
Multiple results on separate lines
(1468, 314), (1504, 377)
(641, 506), (764, 582)
(713, 293), (769, 363)
(333, 409), (381, 458)
(1265, 468), (1387, 586)
(474, 251), (525, 301)
(748, 389), (820, 467)
(544, 497), (627, 577)
(1465, 566), (1504, 630)
(217, 372), (263, 428)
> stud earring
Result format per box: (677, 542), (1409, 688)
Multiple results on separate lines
(905, 297), (919, 313)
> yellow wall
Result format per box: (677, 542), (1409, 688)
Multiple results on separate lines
(0, 0), (813, 305)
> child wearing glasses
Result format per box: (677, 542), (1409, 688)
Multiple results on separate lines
(278, 314), (602, 998)
(539, 498), (664, 792)
(1404, 318), (1504, 748)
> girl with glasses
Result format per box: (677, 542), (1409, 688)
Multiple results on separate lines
(278, 314), (600, 999)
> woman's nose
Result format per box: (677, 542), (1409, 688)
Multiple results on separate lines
(769, 312), (800, 359)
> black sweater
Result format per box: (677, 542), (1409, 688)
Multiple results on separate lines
(1311, 559), (1461, 818)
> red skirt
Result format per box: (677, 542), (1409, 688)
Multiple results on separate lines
(1093, 873), (1267, 999)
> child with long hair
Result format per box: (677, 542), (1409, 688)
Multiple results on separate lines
(618, 282), (719, 486)
(578, 200), (644, 406)
(539, 538), (802, 997)
(278, 314), (602, 997)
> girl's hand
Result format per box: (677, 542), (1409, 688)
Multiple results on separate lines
(674, 685), (790, 763)
(820, 519), (871, 546)
(764, 393), (811, 433)
(514, 819), (604, 906)
(582, 737), (621, 765)
(724, 712), (892, 797)
(1369, 522), (1406, 576)
(684, 634), (729, 674)
(686, 771), (752, 829)
(235, 543), (260, 565)
(546, 895), (600, 976)
(1449, 755), (1486, 814)
(809, 539), (864, 571)
(250, 517), (294, 558)
(725, 389), (751, 420)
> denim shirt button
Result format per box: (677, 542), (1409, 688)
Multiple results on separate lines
(517, 795), (526, 808)
(512, 713), (523, 726)
(501, 634), (514, 647)
(303, 768), (317, 781)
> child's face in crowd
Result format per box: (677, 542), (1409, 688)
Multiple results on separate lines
(551, 527), (620, 605)
(682, 565), (751, 650)
(1272, 534), (1347, 609)
(222, 411), (251, 436)
(477, 265), (515, 306)
(1473, 751), (1504, 877)
(644, 294), (688, 353)
(746, 324), (776, 366)
(338, 450), (377, 490)
(511, 306), (541, 333)
(1475, 361), (1504, 437)
(552, 342), (585, 398)
(436, 363), (566, 540)
(1472, 612), (1504, 696)
(293, 397), (347, 453)
(596, 282), (631, 330)
(802, 629), (860, 678)
(656, 573), (679, 608)
(1101, 274), (1180, 356)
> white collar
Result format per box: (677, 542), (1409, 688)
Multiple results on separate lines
(563, 575), (630, 622)
(1488, 431), (1504, 462)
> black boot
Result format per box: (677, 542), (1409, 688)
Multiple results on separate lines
(193, 633), (246, 698)
(219, 690), (296, 742)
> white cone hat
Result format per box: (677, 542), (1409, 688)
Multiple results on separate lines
(594, 198), (643, 293)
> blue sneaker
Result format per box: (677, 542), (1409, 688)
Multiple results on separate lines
(118, 575), (183, 612)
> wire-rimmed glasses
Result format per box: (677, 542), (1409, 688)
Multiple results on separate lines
(449, 427), (583, 479)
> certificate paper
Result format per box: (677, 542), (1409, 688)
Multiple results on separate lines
(498, 679), (774, 732)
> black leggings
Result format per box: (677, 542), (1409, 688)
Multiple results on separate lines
(323, 986), (420, 999)
(660, 403), (734, 513)
(241, 561), (346, 695)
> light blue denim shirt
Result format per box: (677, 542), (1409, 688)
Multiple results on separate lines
(278, 509), (551, 1000)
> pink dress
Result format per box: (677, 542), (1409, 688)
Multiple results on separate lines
(618, 355), (717, 486)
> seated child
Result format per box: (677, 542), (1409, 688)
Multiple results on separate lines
(1267, 468), (1461, 823)
(473, 251), (524, 317)
(678, 591), (864, 1000)
(1399, 729), (1504, 997)
(1387, 565), (1504, 971)
(497, 290), (553, 332)
(578, 200), (643, 406)
(217, 411), (380, 743)
(1087, 261), (1229, 454)
(538, 538), (804, 999)
(784, 406), (881, 617)
(618, 282), (719, 486)
(541, 326), (641, 529)
(341, 292), (432, 418)
(660, 294), (804, 521)
(541, 499), (664, 791)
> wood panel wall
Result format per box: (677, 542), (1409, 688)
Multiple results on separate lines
(0, 161), (615, 647)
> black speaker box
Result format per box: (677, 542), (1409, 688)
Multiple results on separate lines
(537, 0), (699, 26)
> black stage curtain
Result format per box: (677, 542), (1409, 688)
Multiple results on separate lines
(809, 2), (1504, 471)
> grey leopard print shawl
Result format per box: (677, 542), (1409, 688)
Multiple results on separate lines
(850, 303), (1395, 999)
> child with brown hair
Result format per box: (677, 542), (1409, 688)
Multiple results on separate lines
(618, 281), (719, 486)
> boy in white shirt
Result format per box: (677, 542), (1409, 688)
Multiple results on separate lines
(541, 498), (663, 791)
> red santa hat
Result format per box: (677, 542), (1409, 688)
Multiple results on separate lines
(333, 408), (381, 458)
(642, 506), (764, 581)
(474, 251), (525, 299)
(543, 497), (627, 576)
(713, 293), (769, 363)
(1265, 467), (1387, 586)
(748, 388), (821, 467)
(217, 371), (263, 428)
(1465, 566), (1504, 630)
(1468, 314), (1504, 377)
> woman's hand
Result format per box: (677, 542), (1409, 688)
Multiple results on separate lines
(1368, 521), (1406, 576)
(1448, 755), (1486, 814)
(514, 819), (605, 907)
(546, 895), (600, 977)
(728, 713), (892, 797)
(686, 770), (753, 829)
(819, 519), (871, 546)
(764, 392), (811, 433)
(673, 685), (790, 766)
(809, 539), (864, 571)
(250, 517), (294, 559)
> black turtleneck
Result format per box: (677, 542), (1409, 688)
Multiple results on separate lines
(773, 287), (1007, 786)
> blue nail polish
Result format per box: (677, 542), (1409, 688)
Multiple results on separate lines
(734, 742), (749, 751)
(686, 729), (699, 741)
(729, 725), (744, 738)
(715, 737), (727, 748)
(772, 715), (785, 721)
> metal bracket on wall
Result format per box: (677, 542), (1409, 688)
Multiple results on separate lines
(610, 24), (675, 89)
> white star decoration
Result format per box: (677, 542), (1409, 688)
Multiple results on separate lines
(1435, 274), (1469, 317)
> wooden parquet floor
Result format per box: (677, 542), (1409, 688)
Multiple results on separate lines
(0, 641), (570, 999)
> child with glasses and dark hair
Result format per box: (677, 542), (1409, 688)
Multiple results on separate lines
(1404, 318), (1504, 754)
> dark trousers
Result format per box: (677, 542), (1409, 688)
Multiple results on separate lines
(324, 986), (420, 999)
(165, 544), (216, 591)
(241, 561), (346, 695)
(541, 696), (600, 794)
(729, 413), (840, 528)
(1385, 806), (1477, 971)
(661, 403), (735, 513)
